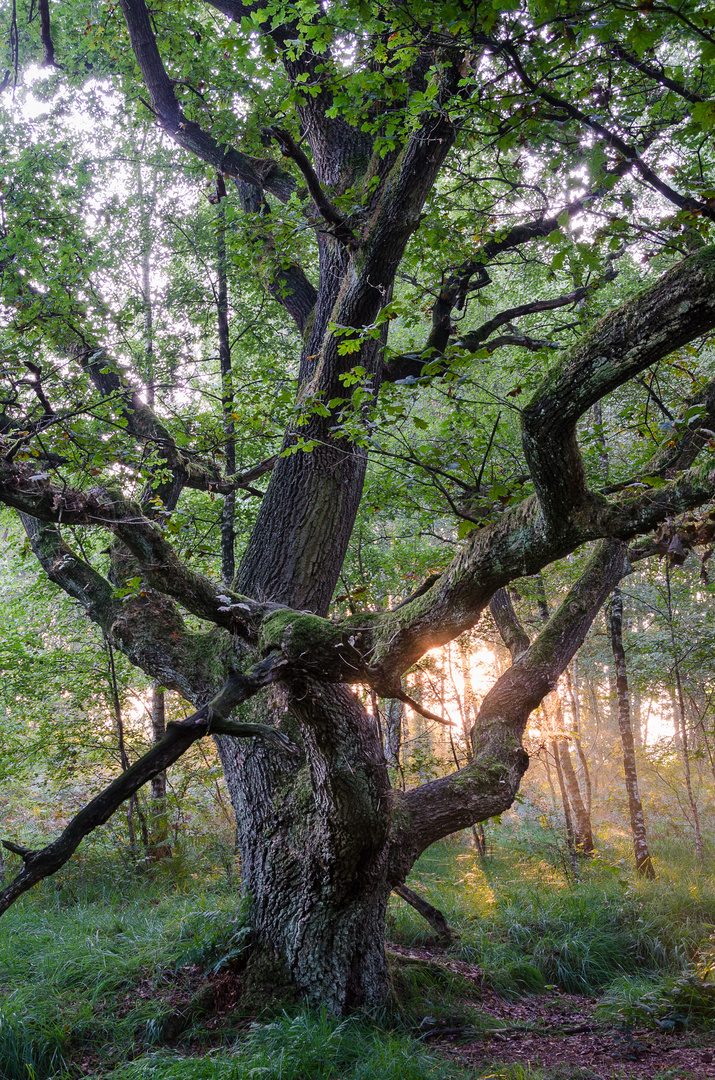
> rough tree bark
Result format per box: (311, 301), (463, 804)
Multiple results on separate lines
(384, 696), (404, 770)
(608, 588), (655, 878)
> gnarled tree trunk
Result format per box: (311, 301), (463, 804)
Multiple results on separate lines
(6, 0), (715, 1020)
(216, 682), (392, 1010)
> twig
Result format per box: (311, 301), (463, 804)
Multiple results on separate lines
(394, 690), (454, 727)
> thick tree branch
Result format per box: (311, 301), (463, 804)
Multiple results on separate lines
(366, 248), (715, 682)
(118, 0), (296, 202)
(38, 0), (55, 66)
(202, 0), (372, 191)
(20, 516), (225, 701)
(0, 654), (291, 916)
(0, 470), (267, 638)
(489, 589), (530, 661)
(521, 246), (715, 528)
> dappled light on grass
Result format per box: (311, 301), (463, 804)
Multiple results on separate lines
(0, 822), (713, 1077)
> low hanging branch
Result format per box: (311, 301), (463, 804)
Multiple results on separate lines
(0, 653), (294, 916)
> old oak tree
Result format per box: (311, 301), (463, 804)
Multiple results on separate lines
(1, 0), (715, 1011)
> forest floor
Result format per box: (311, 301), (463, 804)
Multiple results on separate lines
(0, 817), (714, 1079)
(390, 942), (715, 1079)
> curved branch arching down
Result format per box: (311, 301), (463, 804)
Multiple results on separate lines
(118, 0), (296, 202)
(0, 654), (293, 917)
(366, 245), (715, 680)
(522, 246), (715, 529)
(387, 537), (630, 884)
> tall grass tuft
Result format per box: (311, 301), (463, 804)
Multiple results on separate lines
(0, 1001), (69, 1080)
(111, 1010), (468, 1079)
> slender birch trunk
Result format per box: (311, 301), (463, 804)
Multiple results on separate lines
(608, 587), (655, 878)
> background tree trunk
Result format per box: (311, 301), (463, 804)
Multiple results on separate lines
(551, 736), (578, 873)
(149, 684), (171, 861)
(666, 565), (704, 863)
(609, 587), (655, 878)
(566, 660), (592, 815)
(216, 187), (236, 589)
(537, 579), (593, 854)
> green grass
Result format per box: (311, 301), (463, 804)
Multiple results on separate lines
(389, 826), (715, 998)
(0, 874), (249, 1079)
(111, 1011), (468, 1080)
(0, 818), (713, 1078)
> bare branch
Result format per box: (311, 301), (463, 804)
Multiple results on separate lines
(456, 276), (614, 353)
(611, 41), (706, 103)
(268, 127), (358, 248)
(394, 689), (453, 727)
(392, 884), (453, 940)
(0, 654), (291, 916)
(505, 43), (715, 222)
